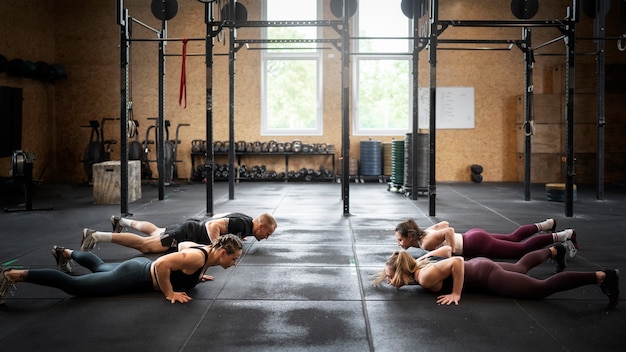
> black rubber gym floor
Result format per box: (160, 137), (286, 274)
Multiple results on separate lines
(1, 181), (624, 351)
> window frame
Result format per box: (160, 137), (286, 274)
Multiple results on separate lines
(352, 0), (414, 136)
(260, 0), (324, 137)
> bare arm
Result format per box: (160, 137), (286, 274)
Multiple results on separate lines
(420, 228), (455, 251)
(417, 256), (464, 305)
(416, 245), (452, 261)
(206, 220), (226, 243)
(153, 249), (205, 304)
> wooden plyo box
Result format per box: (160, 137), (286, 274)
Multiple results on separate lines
(93, 160), (141, 204)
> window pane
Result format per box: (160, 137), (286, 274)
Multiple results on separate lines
(357, 60), (410, 130)
(266, 59), (318, 130)
(358, 0), (411, 53)
(267, 0), (317, 51)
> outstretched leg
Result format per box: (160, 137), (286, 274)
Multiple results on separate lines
(113, 217), (163, 236)
(463, 230), (555, 259)
(81, 228), (169, 254)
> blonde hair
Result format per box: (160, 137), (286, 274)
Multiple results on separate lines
(374, 251), (432, 287)
(211, 234), (242, 254)
(257, 213), (277, 229)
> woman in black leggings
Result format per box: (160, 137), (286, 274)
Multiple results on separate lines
(374, 244), (620, 310)
(0, 235), (242, 305)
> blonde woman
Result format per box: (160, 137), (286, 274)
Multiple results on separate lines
(374, 245), (619, 310)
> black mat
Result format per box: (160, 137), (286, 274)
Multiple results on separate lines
(1, 181), (624, 351)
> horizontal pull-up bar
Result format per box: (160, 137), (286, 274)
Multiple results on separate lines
(441, 19), (566, 28)
(235, 38), (341, 44)
(439, 39), (522, 45)
(437, 45), (515, 51)
(128, 37), (207, 42)
(165, 53), (229, 57)
(210, 20), (343, 28)
(245, 47), (333, 51)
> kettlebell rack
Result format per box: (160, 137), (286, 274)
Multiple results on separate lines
(190, 139), (335, 183)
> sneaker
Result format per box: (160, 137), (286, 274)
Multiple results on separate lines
(563, 240), (578, 259)
(0, 268), (16, 305)
(569, 229), (578, 250)
(551, 243), (567, 273)
(548, 218), (557, 233)
(600, 269), (620, 309)
(51, 246), (72, 273)
(80, 228), (97, 251)
(111, 215), (123, 233)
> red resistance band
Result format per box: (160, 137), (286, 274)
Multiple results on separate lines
(179, 38), (188, 108)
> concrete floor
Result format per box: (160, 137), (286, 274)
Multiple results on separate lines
(1, 180), (624, 351)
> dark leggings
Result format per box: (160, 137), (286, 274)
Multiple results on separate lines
(25, 251), (154, 297)
(463, 249), (597, 299)
(462, 224), (554, 259)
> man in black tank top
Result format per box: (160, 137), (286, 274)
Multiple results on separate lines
(79, 212), (277, 254)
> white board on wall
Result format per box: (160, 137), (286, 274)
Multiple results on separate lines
(417, 87), (475, 129)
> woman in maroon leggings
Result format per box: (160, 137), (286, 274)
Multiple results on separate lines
(394, 218), (578, 259)
(374, 245), (620, 310)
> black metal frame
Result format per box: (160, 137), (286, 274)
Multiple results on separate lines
(116, 0), (615, 218)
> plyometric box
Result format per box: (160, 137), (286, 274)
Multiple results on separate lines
(93, 160), (141, 204)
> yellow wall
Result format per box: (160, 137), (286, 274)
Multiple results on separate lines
(0, 0), (624, 184)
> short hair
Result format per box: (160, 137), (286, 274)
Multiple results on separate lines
(257, 212), (277, 229)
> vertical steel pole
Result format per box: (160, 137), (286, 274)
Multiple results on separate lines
(205, 1), (215, 215)
(157, 4), (167, 200)
(341, 0), (351, 216)
(118, 1), (130, 214)
(428, 0), (438, 216)
(564, 2), (578, 217)
(228, 0), (237, 200)
(410, 0), (422, 201)
(523, 28), (533, 201)
(595, 0), (606, 200)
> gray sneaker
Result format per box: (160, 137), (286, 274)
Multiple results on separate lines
(51, 246), (72, 273)
(80, 228), (97, 251)
(110, 215), (123, 233)
(0, 268), (16, 305)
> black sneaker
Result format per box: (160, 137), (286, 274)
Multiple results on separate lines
(551, 243), (567, 273)
(110, 215), (123, 233)
(600, 269), (620, 309)
(51, 246), (72, 273)
(0, 268), (16, 305)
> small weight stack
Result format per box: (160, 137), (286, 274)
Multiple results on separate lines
(390, 139), (405, 186)
(360, 140), (382, 178)
(404, 133), (429, 195)
(382, 142), (392, 178)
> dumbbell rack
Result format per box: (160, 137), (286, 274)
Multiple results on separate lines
(191, 150), (335, 182)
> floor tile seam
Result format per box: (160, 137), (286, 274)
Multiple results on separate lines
(346, 216), (376, 352)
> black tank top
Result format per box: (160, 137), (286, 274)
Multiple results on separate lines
(169, 247), (208, 290)
(223, 213), (254, 238)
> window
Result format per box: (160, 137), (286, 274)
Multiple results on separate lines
(353, 0), (413, 135)
(261, 0), (323, 136)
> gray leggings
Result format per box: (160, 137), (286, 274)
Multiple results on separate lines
(25, 251), (154, 297)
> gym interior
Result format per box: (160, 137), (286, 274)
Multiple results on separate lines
(1, 1), (625, 351)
